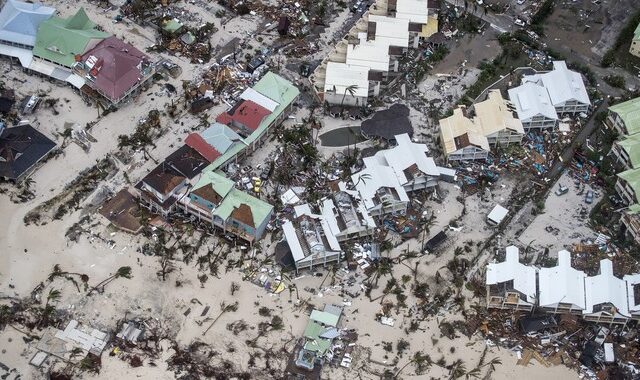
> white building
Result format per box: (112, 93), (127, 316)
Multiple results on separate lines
(583, 259), (630, 325)
(282, 207), (342, 272)
(351, 162), (409, 216)
(523, 61), (591, 115)
(323, 62), (372, 106)
(367, 15), (409, 50)
(538, 250), (587, 314)
(508, 82), (559, 131)
(346, 37), (394, 73)
(474, 90), (525, 146)
(486, 246), (537, 311)
(623, 274), (640, 321)
(321, 189), (376, 242)
(364, 133), (441, 192)
(439, 107), (490, 162)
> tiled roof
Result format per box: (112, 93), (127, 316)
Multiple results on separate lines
(184, 132), (221, 163)
(0, 0), (55, 46)
(215, 99), (271, 132)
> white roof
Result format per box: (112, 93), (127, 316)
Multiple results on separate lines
(321, 198), (341, 237)
(346, 40), (390, 72)
(538, 250), (587, 309)
(294, 203), (342, 252)
(487, 204), (508, 224)
(486, 246), (537, 303)
(66, 74), (86, 89)
(0, 43), (32, 67)
(623, 273), (640, 313)
(366, 133), (439, 185)
(395, 0), (429, 24)
(324, 62), (370, 98)
(508, 82), (558, 122)
(368, 15), (409, 48)
(584, 259), (629, 316)
(282, 220), (305, 262)
(281, 189), (301, 205)
(239, 87), (279, 112)
(351, 163), (409, 210)
(523, 61), (590, 107)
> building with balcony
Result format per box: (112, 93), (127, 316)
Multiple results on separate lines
(486, 246), (537, 311)
(522, 61), (590, 116)
(322, 62), (372, 107)
(538, 250), (587, 315)
(73, 36), (154, 106)
(508, 82), (558, 131)
(282, 212), (342, 272)
(0, 0), (54, 66)
(474, 90), (524, 146)
(583, 259), (630, 325)
(615, 168), (640, 205)
(321, 190), (376, 242)
(611, 134), (640, 170)
(439, 107), (490, 162)
(623, 273), (640, 320)
(606, 96), (640, 136)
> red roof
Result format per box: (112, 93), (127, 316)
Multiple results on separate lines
(81, 36), (150, 102)
(215, 99), (270, 132)
(185, 133), (221, 163)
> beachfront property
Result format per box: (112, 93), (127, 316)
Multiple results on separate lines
(473, 90), (525, 146)
(630, 22), (640, 58)
(182, 171), (273, 242)
(439, 107), (490, 162)
(508, 82), (559, 131)
(538, 250), (587, 315)
(522, 61), (591, 116)
(72, 36), (155, 107)
(611, 134), (640, 170)
(212, 72), (299, 170)
(583, 259), (630, 325)
(485, 246), (537, 311)
(624, 273), (640, 320)
(615, 168), (640, 205)
(321, 189), (376, 242)
(281, 203), (343, 272)
(0, 0), (54, 53)
(310, 0), (436, 105)
(137, 163), (188, 217)
(0, 123), (56, 183)
(33, 8), (109, 68)
(295, 305), (343, 371)
(606, 97), (640, 136)
(185, 122), (247, 164)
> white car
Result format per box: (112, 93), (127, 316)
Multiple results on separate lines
(476, 0), (483, 4)
(514, 18), (526, 27)
(517, 0), (525, 4)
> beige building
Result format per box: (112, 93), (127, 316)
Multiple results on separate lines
(474, 90), (525, 146)
(631, 23), (640, 58)
(439, 107), (490, 162)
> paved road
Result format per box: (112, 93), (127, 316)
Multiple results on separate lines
(443, 0), (515, 33)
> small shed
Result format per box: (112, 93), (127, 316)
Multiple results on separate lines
(487, 204), (508, 225)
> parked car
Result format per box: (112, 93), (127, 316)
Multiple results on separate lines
(555, 185), (569, 196)
(514, 18), (526, 27)
(585, 190), (594, 204)
(517, 0), (526, 5)
(476, 0), (483, 4)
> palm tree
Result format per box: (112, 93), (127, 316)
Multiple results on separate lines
(87, 266), (133, 295)
(340, 85), (358, 111)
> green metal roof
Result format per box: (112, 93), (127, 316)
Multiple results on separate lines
(212, 188), (273, 228)
(609, 97), (640, 136)
(192, 170), (234, 197)
(204, 72), (299, 171)
(33, 8), (110, 67)
(302, 320), (332, 355)
(618, 168), (640, 198)
(309, 310), (339, 327)
(628, 203), (640, 215)
(617, 134), (640, 168)
(635, 22), (640, 41)
(162, 18), (182, 34)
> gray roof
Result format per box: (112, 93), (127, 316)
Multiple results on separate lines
(0, 0), (55, 47)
